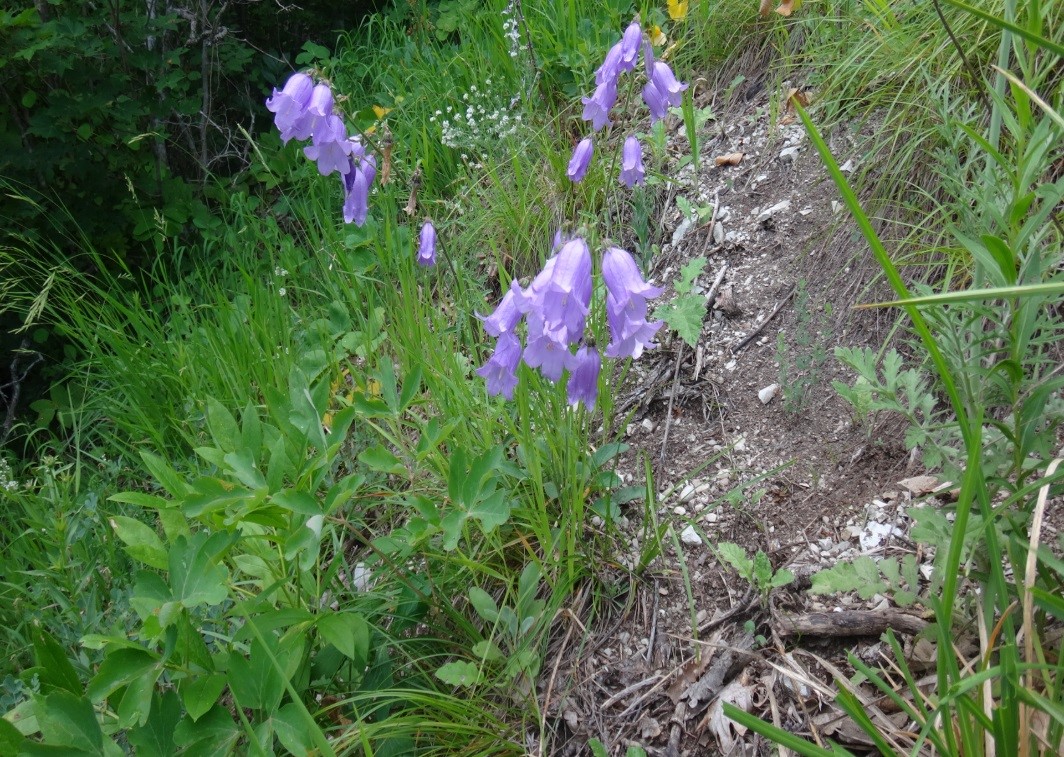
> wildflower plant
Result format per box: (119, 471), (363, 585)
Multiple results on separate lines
(567, 18), (687, 187)
(266, 71), (377, 226)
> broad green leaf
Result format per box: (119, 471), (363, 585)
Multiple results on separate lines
(139, 452), (191, 499)
(447, 447), (468, 504)
(169, 532), (231, 609)
(109, 515), (168, 570)
(273, 703), (317, 756)
(398, 364), (422, 411)
(179, 674), (226, 722)
(108, 492), (171, 510)
(239, 402), (262, 455)
(434, 661), (480, 687)
(752, 551), (773, 589)
(591, 442), (628, 468)
(468, 587), (499, 623)
(676, 257), (707, 295)
(223, 449), (266, 490)
(31, 627), (82, 695)
(318, 612), (370, 667)
(117, 667), (161, 728)
(471, 641), (504, 662)
(358, 445), (406, 476)
(588, 739), (609, 757)
(87, 648), (159, 702)
(716, 542), (752, 577)
(0, 718), (25, 754)
(468, 490), (511, 533)
(173, 705), (239, 753)
(771, 569), (795, 589)
(35, 692), (104, 754)
(127, 691), (181, 756)
(205, 398), (239, 453)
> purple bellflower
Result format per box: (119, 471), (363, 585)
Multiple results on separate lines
(476, 331), (522, 399)
(526, 238), (592, 346)
(522, 314), (576, 381)
(266, 72), (314, 142)
(342, 153), (375, 227)
(619, 21), (643, 68)
(567, 345), (601, 409)
(581, 78), (618, 131)
(478, 280), (525, 337)
(304, 114), (352, 176)
(650, 61), (688, 108)
(567, 137), (594, 182)
(287, 83), (334, 143)
(417, 220), (437, 266)
(620, 135), (645, 187)
(642, 81), (669, 122)
(602, 247), (664, 359)
(595, 42), (625, 85)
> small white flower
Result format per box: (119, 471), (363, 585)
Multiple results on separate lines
(278, 287), (287, 296)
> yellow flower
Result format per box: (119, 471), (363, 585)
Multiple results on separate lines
(648, 24), (667, 46)
(667, 0), (689, 20)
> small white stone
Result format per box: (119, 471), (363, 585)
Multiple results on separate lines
(679, 483), (696, 502)
(831, 200), (843, 214)
(672, 217), (693, 246)
(758, 383), (780, 404)
(757, 200), (791, 223)
(840, 158), (856, 173)
(724, 360), (737, 372)
(779, 145), (800, 162)
(704, 512), (719, 523)
(641, 418), (655, 432)
(680, 525), (703, 545)
(713, 222), (724, 245)
(674, 506), (688, 516)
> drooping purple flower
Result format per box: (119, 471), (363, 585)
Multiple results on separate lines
(567, 345), (601, 409)
(417, 220), (437, 266)
(567, 137), (594, 182)
(595, 42), (625, 85)
(602, 247), (664, 359)
(620, 135), (645, 187)
(650, 61), (688, 108)
(266, 72), (314, 141)
(642, 81), (669, 122)
(478, 280), (525, 337)
(620, 21), (643, 68)
(529, 238), (592, 346)
(581, 78), (618, 131)
(303, 114), (352, 176)
(342, 152), (376, 227)
(476, 331), (522, 399)
(360, 153), (377, 188)
(287, 83), (335, 142)
(522, 314), (576, 382)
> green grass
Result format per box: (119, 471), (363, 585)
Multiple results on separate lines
(2, 0), (1061, 753)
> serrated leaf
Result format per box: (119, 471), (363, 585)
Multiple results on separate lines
(716, 542), (752, 578)
(752, 551), (773, 588)
(109, 516), (168, 570)
(434, 661), (480, 688)
(657, 295), (706, 347)
(770, 569), (795, 589)
(677, 257), (707, 294)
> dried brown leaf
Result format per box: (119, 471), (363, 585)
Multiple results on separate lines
(714, 152), (745, 167)
(775, 0), (796, 16)
(758, 0), (773, 16)
(705, 677), (755, 751)
(898, 475), (939, 495)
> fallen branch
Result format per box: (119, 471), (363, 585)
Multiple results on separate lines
(775, 609), (929, 638)
(730, 283), (796, 353)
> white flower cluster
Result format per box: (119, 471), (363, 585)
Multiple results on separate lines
(0, 457), (19, 492)
(429, 79), (525, 157)
(501, 0), (523, 59)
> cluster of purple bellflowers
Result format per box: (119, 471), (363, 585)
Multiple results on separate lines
(266, 72), (377, 226)
(567, 19), (688, 187)
(476, 236), (662, 409)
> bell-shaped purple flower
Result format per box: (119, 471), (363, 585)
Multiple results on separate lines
(530, 238), (592, 346)
(620, 21), (643, 68)
(650, 61), (687, 108)
(567, 137), (594, 183)
(304, 114), (352, 176)
(266, 72), (314, 142)
(620, 135), (645, 187)
(642, 81), (669, 122)
(595, 42), (625, 85)
(522, 315), (576, 382)
(417, 220), (437, 266)
(602, 247), (664, 359)
(478, 280), (525, 337)
(342, 152), (375, 227)
(581, 78), (617, 131)
(287, 83), (334, 142)
(476, 331), (522, 399)
(567, 345), (601, 409)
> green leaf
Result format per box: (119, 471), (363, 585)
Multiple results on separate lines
(108, 492), (171, 510)
(239, 402), (262, 456)
(169, 532), (231, 609)
(752, 551), (773, 589)
(127, 691), (181, 756)
(271, 489), (320, 515)
(398, 365), (422, 411)
(205, 398), (239, 453)
(716, 542), (752, 578)
(109, 515), (168, 570)
(656, 295), (706, 347)
(179, 674), (227, 722)
(118, 667), (161, 728)
(434, 661), (480, 688)
(35, 692), (104, 754)
(468, 587), (499, 623)
(31, 627), (82, 695)
(87, 648), (159, 702)
(0, 717), (25, 754)
(223, 448), (266, 490)
(318, 612), (370, 667)
(771, 569), (795, 589)
(173, 705), (239, 753)
(358, 445), (406, 476)
(676, 257), (707, 295)
(139, 452), (190, 498)
(273, 703), (317, 756)
(468, 490), (511, 533)
(588, 739), (609, 757)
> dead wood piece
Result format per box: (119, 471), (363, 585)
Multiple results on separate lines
(775, 610), (929, 638)
(730, 283), (796, 353)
